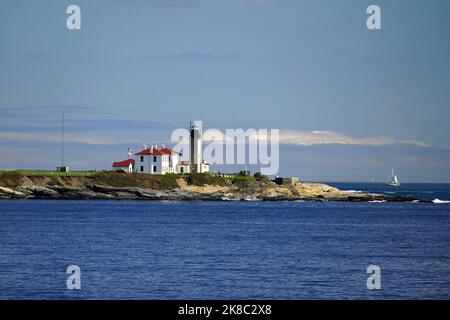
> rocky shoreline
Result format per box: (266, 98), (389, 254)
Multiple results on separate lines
(0, 172), (418, 202)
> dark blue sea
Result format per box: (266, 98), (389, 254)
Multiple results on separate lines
(1, 183), (449, 300)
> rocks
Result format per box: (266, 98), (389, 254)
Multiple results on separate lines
(0, 186), (27, 199)
(20, 186), (59, 197)
(0, 178), (418, 202)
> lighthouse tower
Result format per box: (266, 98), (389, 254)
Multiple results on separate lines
(190, 120), (202, 173)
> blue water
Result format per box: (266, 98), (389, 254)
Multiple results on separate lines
(326, 182), (450, 202)
(0, 184), (450, 300)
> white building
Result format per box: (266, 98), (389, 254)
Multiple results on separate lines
(177, 161), (191, 174)
(200, 160), (210, 173)
(112, 159), (135, 173)
(135, 145), (181, 174)
(112, 121), (210, 175)
(133, 144), (210, 175)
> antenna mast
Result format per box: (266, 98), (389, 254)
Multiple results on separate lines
(61, 113), (65, 167)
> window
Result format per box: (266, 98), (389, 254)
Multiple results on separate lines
(153, 165), (157, 172)
(180, 167), (184, 173)
(153, 156), (157, 162)
(140, 166), (144, 172)
(140, 156), (144, 162)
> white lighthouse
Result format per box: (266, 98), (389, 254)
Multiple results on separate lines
(190, 120), (203, 173)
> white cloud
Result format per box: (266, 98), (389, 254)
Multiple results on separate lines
(0, 132), (138, 145)
(203, 129), (428, 147)
(278, 130), (429, 147)
(0, 129), (429, 147)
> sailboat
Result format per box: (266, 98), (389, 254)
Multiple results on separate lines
(386, 169), (400, 187)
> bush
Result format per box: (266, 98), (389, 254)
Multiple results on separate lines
(94, 171), (180, 190)
(230, 175), (256, 187)
(187, 173), (228, 186)
(152, 173), (181, 190)
(253, 172), (269, 180)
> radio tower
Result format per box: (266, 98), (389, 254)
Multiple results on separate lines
(61, 113), (65, 168)
(57, 113), (69, 172)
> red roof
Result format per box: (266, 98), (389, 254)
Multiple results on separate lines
(135, 147), (180, 156)
(112, 159), (135, 167)
(178, 161), (190, 166)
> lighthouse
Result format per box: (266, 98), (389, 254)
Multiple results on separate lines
(190, 120), (202, 173)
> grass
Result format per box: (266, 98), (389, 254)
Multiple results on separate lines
(94, 171), (180, 189)
(0, 170), (248, 189)
(0, 170), (182, 189)
(187, 173), (228, 186)
(0, 169), (97, 177)
(230, 175), (258, 188)
(232, 175), (255, 181)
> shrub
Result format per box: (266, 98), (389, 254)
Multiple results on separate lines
(94, 171), (179, 190)
(187, 173), (228, 186)
(253, 172), (269, 180)
(231, 175), (257, 188)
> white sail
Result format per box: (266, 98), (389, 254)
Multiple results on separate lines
(387, 169), (400, 186)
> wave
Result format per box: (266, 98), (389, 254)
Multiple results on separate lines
(432, 199), (450, 204)
(369, 200), (386, 203)
(343, 190), (363, 193)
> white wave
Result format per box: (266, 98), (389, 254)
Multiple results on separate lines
(432, 199), (450, 204)
(369, 200), (386, 203)
(343, 190), (363, 193)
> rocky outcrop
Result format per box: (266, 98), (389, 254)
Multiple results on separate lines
(0, 172), (418, 202)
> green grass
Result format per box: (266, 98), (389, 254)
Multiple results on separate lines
(232, 175), (256, 182)
(0, 170), (97, 177)
(187, 173), (228, 186)
(230, 175), (258, 188)
(0, 170), (248, 189)
(94, 171), (180, 189)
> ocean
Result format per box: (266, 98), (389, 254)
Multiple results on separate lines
(0, 183), (449, 300)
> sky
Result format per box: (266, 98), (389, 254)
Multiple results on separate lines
(0, 0), (450, 182)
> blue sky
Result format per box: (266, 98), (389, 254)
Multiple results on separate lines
(1, 0), (450, 182)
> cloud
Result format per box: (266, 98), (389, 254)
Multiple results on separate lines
(0, 105), (119, 118)
(0, 126), (429, 148)
(147, 51), (239, 60)
(0, 119), (173, 134)
(278, 130), (429, 147)
(0, 132), (138, 145)
(203, 129), (429, 147)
